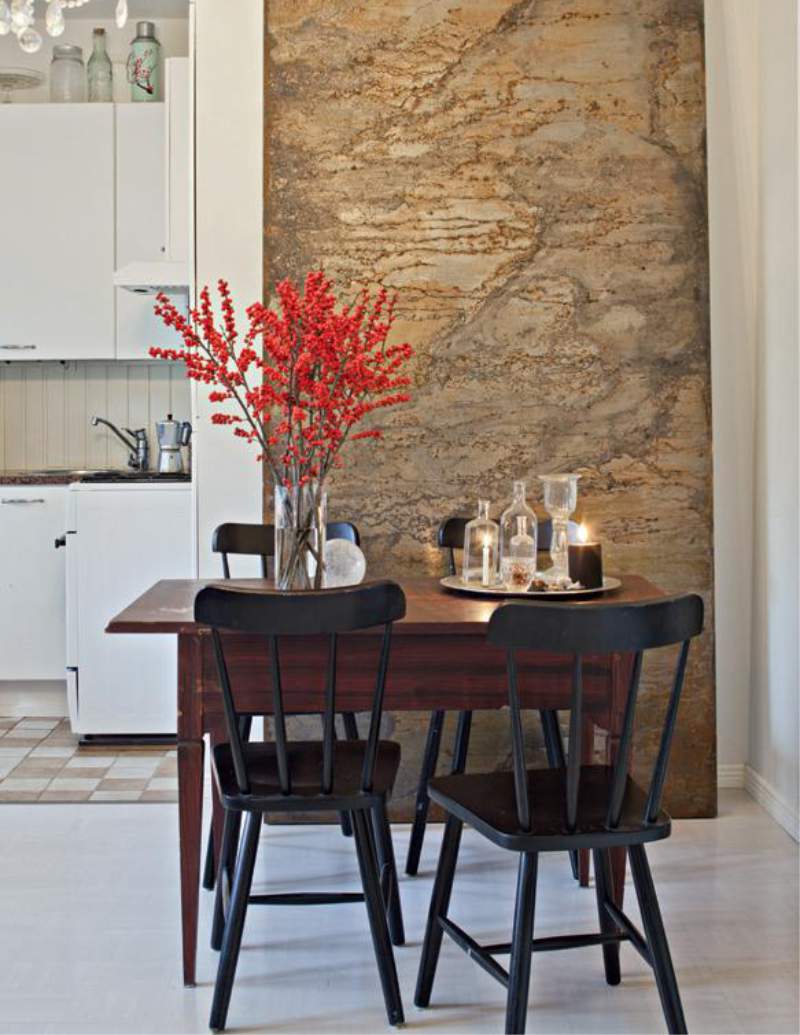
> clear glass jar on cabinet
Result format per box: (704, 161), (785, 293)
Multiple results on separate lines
(462, 499), (499, 586)
(50, 44), (85, 102)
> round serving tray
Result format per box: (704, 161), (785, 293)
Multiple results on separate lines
(440, 575), (622, 599)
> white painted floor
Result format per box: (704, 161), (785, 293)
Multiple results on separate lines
(0, 790), (797, 1034)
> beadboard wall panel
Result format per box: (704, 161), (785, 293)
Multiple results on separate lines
(0, 362), (190, 471)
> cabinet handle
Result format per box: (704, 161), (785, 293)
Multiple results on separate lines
(1, 498), (45, 505)
(0, 344), (37, 351)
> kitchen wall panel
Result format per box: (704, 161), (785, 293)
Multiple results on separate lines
(265, 0), (715, 818)
(0, 362), (190, 471)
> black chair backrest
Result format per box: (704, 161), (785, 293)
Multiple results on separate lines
(487, 594), (704, 833)
(212, 521), (360, 579)
(437, 515), (579, 576)
(195, 581), (406, 798)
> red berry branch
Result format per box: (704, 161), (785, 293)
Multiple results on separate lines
(149, 271), (414, 492)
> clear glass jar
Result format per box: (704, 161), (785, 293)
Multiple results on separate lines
(499, 480), (537, 567)
(462, 499), (499, 587)
(274, 481), (327, 590)
(87, 27), (113, 103)
(50, 44), (85, 103)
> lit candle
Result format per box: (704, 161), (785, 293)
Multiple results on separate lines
(481, 534), (491, 586)
(568, 522), (603, 589)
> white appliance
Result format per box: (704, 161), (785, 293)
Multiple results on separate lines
(65, 481), (193, 737)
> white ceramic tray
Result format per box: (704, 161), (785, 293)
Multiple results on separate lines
(439, 575), (622, 599)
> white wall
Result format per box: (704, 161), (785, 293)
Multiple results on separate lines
(705, 0), (800, 840)
(192, 0), (263, 576)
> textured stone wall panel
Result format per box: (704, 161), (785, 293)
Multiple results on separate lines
(265, 0), (715, 818)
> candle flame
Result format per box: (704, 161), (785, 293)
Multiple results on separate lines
(578, 522), (589, 544)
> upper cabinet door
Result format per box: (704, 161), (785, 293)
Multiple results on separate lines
(115, 103), (171, 360)
(0, 104), (115, 361)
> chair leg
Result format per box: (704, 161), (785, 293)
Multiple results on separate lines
(209, 811), (262, 1033)
(414, 814), (464, 1008)
(505, 852), (538, 1035)
(352, 810), (404, 1027)
(371, 801), (405, 946)
(211, 810), (244, 951)
(592, 848), (621, 985)
(338, 713), (359, 837)
(450, 709), (473, 773)
(629, 844), (687, 1035)
(539, 709), (580, 881)
(202, 826), (216, 890)
(405, 709), (445, 876)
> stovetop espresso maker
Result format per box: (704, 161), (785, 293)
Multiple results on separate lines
(155, 414), (192, 474)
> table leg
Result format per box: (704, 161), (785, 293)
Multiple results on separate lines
(178, 737), (204, 987)
(177, 632), (205, 988)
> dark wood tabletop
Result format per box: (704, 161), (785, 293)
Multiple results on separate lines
(106, 574), (665, 636)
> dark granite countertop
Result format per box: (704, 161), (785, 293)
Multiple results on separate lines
(0, 469), (192, 485)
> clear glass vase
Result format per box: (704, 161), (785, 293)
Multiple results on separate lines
(274, 481), (327, 591)
(539, 473), (580, 581)
(499, 480), (538, 567)
(462, 499), (499, 587)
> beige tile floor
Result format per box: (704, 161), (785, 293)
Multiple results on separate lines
(0, 717), (178, 802)
(0, 790), (796, 1034)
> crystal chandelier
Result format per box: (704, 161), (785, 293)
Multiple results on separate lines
(0, 1), (129, 54)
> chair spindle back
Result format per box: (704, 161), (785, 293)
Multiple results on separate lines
(487, 594), (704, 833)
(195, 581), (405, 798)
(212, 521), (360, 579)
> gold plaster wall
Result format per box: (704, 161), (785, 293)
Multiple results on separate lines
(264, 0), (715, 817)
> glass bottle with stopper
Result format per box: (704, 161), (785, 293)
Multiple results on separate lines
(462, 499), (499, 587)
(499, 480), (538, 564)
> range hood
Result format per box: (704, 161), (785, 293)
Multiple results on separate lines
(113, 260), (190, 295)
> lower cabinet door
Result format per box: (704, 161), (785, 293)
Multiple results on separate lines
(69, 484), (192, 736)
(0, 487), (67, 680)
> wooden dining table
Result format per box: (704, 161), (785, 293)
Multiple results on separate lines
(107, 572), (664, 987)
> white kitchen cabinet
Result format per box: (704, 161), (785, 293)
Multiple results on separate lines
(0, 487), (67, 680)
(115, 104), (183, 359)
(115, 60), (191, 359)
(0, 105), (115, 361)
(65, 483), (192, 735)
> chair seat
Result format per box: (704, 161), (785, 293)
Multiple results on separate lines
(212, 739), (401, 812)
(428, 764), (671, 852)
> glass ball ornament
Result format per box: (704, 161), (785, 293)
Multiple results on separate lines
(18, 26), (42, 53)
(10, 0), (32, 33)
(115, 0), (128, 30)
(323, 538), (367, 588)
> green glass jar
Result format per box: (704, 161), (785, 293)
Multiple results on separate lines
(126, 20), (161, 102)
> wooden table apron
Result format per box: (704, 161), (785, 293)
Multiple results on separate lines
(108, 575), (661, 987)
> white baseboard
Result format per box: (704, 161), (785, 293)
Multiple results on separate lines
(717, 763), (746, 788)
(744, 765), (800, 841)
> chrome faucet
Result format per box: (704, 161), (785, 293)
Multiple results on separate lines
(91, 417), (149, 471)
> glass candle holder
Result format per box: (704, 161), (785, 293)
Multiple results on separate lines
(538, 473), (580, 580)
(499, 479), (537, 568)
(462, 499), (499, 587)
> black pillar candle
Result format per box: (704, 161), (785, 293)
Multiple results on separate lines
(568, 540), (603, 589)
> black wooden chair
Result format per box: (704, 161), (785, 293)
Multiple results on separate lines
(203, 520), (363, 891)
(414, 593), (703, 1034)
(204, 521), (404, 950)
(196, 580), (407, 1032)
(405, 515), (579, 877)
